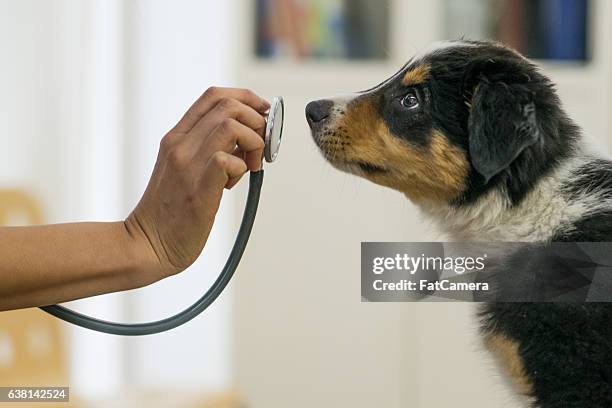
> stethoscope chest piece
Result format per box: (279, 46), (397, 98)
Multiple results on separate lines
(264, 96), (284, 163)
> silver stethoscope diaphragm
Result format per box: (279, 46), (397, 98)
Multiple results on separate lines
(264, 96), (284, 163)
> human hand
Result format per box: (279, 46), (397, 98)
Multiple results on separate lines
(125, 87), (270, 281)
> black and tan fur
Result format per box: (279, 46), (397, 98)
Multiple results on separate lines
(306, 40), (612, 407)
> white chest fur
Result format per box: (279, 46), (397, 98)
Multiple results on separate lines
(421, 153), (611, 242)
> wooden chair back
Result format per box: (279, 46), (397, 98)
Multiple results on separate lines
(0, 191), (68, 386)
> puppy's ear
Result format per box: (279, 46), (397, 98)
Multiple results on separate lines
(467, 79), (540, 184)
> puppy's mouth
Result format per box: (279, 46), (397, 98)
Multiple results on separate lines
(326, 155), (390, 176)
(355, 161), (389, 174)
(310, 130), (390, 176)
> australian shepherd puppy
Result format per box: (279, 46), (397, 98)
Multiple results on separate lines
(306, 40), (612, 407)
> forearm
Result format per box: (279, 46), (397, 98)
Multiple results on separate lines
(0, 87), (268, 312)
(0, 222), (159, 311)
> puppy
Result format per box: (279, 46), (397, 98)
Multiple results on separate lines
(306, 40), (612, 407)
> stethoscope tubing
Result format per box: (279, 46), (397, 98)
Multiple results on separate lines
(39, 170), (264, 336)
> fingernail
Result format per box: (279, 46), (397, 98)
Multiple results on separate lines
(262, 99), (271, 109)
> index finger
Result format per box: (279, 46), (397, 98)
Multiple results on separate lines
(173, 87), (270, 133)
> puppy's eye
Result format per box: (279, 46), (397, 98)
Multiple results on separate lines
(401, 92), (420, 109)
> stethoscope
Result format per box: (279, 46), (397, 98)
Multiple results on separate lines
(39, 97), (285, 336)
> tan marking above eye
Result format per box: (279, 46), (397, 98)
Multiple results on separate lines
(485, 334), (534, 396)
(401, 64), (431, 87)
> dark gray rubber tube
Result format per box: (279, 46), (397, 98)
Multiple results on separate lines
(39, 170), (264, 336)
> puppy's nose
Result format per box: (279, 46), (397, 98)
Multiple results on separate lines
(306, 100), (333, 125)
